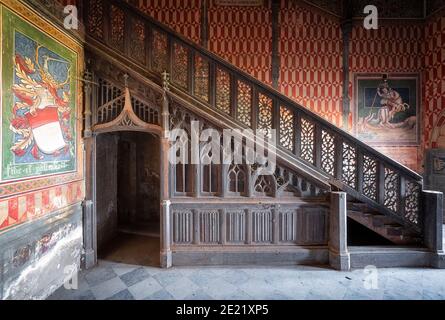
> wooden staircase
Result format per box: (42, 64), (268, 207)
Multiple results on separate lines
(82, 0), (430, 247)
(347, 201), (422, 245)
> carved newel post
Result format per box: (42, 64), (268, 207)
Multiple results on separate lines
(160, 71), (172, 268)
(329, 192), (350, 271)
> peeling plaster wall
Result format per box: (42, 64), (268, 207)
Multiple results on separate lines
(0, 204), (82, 300)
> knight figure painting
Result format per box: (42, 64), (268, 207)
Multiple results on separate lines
(1, 6), (78, 181)
(354, 74), (420, 146)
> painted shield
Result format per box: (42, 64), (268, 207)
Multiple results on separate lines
(25, 107), (66, 154)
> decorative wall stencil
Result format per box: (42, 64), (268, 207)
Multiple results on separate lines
(425, 14), (445, 154)
(0, 180), (84, 230)
(131, 0), (201, 44)
(354, 74), (420, 146)
(209, 2), (272, 84)
(214, 0), (263, 6)
(1, 6), (80, 181)
(280, 0), (343, 127)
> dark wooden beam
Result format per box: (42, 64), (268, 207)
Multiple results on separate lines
(271, 0), (280, 89)
(200, 0), (209, 48)
(341, 0), (353, 130)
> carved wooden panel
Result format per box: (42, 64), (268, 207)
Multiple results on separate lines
(172, 42), (189, 89)
(228, 164), (246, 194)
(194, 54), (209, 102)
(300, 118), (315, 164)
(363, 155), (378, 201)
(297, 207), (328, 245)
(129, 17), (146, 64)
(110, 5), (125, 52)
(202, 164), (220, 194)
(151, 30), (168, 74)
(252, 210), (273, 243)
(236, 80), (252, 127)
(279, 105), (294, 151)
(131, 97), (160, 125)
(171, 203), (328, 247)
(258, 93), (273, 138)
(215, 68), (231, 114)
(172, 210), (193, 244)
(199, 210), (220, 243)
(342, 142), (357, 189)
(384, 168), (399, 213)
(87, 0), (104, 39)
(321, 129), (335, 176)
(254, 175), (274, 196)
(404, 180), (420, 225)
(279, 210), (297, 243)
(226, 210), (246, 243)
(96, 94), (125, 124)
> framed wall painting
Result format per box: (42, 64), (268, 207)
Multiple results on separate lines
(353, 73), (420, 146)
(0, 1), (83, 182)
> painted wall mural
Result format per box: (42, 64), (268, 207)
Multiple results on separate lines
(2, 7), (77, 181)
(0, 0), (84, 232)
(354, 74), (420, 146)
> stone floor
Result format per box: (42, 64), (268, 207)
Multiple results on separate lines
(48, 259), (445, 300)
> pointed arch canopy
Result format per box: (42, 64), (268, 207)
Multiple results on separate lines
(93, 87), (163, 136)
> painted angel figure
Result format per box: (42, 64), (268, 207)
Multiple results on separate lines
(10, 45), (72, 159)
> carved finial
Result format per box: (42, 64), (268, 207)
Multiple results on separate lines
(162, 70), (170, 91)
(83, 70), (92, 81)
(124, 73), (129, 88)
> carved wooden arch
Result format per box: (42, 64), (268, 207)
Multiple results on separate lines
(92, 87), (163, 136)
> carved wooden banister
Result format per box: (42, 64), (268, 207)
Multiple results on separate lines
(84, 0), (424, 232)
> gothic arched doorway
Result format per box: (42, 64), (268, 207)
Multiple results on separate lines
(95, 131), (161, 267)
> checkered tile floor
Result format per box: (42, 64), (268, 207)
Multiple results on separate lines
(48, 259), (445, 300)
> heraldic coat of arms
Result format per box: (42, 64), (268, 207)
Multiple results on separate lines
(10, 43), (73, 161)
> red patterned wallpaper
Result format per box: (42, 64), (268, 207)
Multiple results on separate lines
(279, 0), (343, 127)
(424, 14), (445, 152)
(208, 1), (272, 84)
(129, 0), (202, 43)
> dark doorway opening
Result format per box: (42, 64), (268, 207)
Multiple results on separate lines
(96, 131), (160, 267)
(347, 218), (393, 246)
